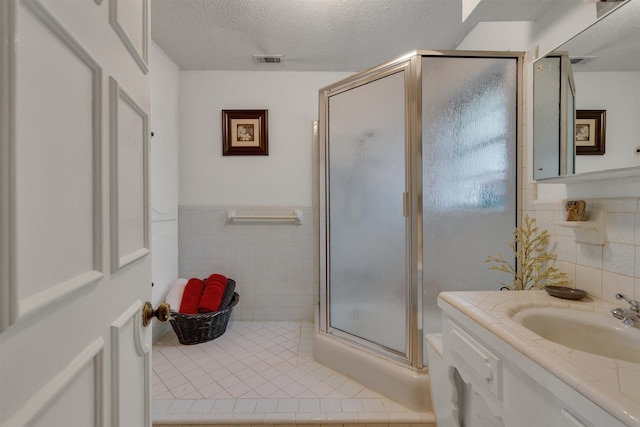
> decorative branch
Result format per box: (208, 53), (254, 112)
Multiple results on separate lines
(485, 215), (569, 290)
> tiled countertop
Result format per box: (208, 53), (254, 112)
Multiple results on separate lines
(439, 290), (640, 426)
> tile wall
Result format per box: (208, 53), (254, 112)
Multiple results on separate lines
(178, 205), (319, 321)
(527, 197), (640, 303)
(178, 202), (639, 318)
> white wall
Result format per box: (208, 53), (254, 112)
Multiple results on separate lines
(151, 43), (180, 219)
(457, 21), (534, 51)
(456, 2), (596, 55)
(178, 70), (351, 321)
(574, 72), (640, 173)
(179, 71), (352, 205)
(150, 43), (180, 340)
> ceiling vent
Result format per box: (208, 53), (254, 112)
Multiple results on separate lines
(570, 56), (596, 65)
(252, 54), (285, 64)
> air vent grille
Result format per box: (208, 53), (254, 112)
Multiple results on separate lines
(253, 54), (285, 64)
(570, 56), (596, 65)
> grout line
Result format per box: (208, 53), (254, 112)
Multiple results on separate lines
(152, 321), (435, 425)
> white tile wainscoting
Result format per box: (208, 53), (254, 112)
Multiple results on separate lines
(178, 205), (318, 322)
(530, 197), (640, 302)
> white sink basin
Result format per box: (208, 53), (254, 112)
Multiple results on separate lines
(512, 307), (640, 364)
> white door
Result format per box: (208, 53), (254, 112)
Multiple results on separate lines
(1, 0), (154, 426)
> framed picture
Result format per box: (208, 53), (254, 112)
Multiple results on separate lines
(575, 110), (606, 155)
(222, 109), (269, 156)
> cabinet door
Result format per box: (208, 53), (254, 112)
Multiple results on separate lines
(441, 315), (627, 427)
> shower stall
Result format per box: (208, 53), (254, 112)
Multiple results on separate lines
(314, 50), (521, 411)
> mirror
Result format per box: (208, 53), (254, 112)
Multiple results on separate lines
(533, 52), (576, 179)
(533, 0), (640, 180)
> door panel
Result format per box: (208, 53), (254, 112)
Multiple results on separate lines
(111, 301), (151, 427)
(327, 69), (408, 356)
(109, 77), (150, 273)
(109, 0), (148, 74)
(4, 339), (104, 426)
(14, 0), (103, 324)
(1, 0), (152, 426)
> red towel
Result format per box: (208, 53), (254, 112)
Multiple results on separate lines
(179, 278), (205, 314)
(205, 274), (227, 291)
(198, 274), (227, 313)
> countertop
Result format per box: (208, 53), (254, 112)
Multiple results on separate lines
(438, 290), (640, 426)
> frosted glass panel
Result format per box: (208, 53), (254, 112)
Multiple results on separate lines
(327, 71), (407, 354)
(533, 56), (561, 179)
(421, 57), (517, 340)
(566, 79), (575, 175)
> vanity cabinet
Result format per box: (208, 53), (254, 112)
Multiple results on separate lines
(439, 301), (624, 427)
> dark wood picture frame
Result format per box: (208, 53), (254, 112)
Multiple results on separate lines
(575, 109), (606, 155)
(222, 109), (269, 156)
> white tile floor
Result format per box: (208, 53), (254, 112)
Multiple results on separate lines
(152, 321), (435, 426)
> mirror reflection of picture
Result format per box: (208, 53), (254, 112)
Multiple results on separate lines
(576, 123), (590, 143)
(575, 110), (605, 155)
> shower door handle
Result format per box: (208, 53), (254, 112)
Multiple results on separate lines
(403, 192), (409, 217)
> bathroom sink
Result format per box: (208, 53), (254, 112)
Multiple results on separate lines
(512, 307), (640, 364)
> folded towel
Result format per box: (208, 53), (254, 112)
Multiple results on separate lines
(165, 278), (188, 312)
(198, 274), (227, 313)
(206, 274), (227, 287)
(179, 278), (205, 314)
(219, 279), (236, 309)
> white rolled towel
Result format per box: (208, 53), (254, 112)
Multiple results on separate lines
(165, 278), (188, 312)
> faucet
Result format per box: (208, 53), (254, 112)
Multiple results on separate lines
(611, 293), (640, 327)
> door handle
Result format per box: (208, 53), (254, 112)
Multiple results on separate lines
(141, 302), (170, 327)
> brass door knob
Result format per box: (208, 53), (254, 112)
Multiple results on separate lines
(142, 302), (171, 327)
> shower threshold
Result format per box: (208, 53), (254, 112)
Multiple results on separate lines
(313, 307), (433, 413)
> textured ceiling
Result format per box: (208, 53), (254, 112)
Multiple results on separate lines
(150, 0), (574, 72)
(560, 0), (640, 72)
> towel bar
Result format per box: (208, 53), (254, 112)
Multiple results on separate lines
(226, 209), (303, 225)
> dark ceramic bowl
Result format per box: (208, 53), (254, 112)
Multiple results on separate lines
(544, 285), (588, 300)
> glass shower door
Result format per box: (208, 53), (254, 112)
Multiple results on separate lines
(421, 56), (518, 341)
(326, 70), (408, 356)
(320, 52), (520, 367)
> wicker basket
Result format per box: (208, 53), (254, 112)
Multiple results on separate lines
(169, 292), (239, 345)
